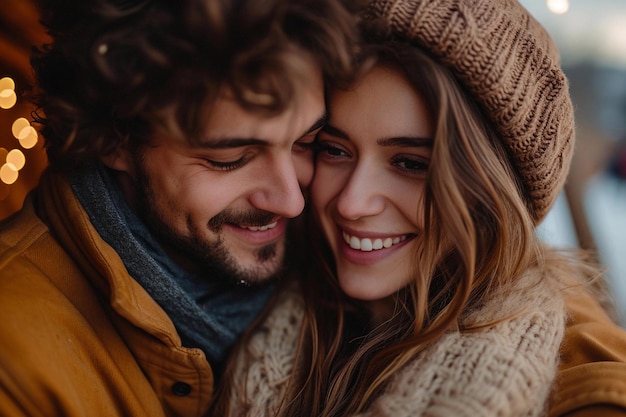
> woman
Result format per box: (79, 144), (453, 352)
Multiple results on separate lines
(211, 0), (600, 416)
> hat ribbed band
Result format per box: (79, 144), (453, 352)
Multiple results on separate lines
(367, 0), (575, 223)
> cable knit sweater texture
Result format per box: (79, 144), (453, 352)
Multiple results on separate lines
(229, 269), (566, 417)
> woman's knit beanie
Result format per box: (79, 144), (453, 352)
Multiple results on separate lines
(366, 0), (575, 223)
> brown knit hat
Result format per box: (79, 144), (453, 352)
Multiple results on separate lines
(366, 0), (575, 223)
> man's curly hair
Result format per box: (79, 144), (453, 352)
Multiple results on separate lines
(32, 0), (361, 170)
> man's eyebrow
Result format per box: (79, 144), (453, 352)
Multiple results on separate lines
(198, 137), (267, 149)
(322, 123), (432, 147)
(197, 113), (327, 149)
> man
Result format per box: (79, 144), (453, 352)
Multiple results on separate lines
(0, 0), (359, 416)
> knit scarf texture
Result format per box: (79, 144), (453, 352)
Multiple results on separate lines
(69, 163), (274, 366)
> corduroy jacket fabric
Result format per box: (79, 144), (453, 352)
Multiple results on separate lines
(0, 171), (214, 417)
(550, 286), (626, 417)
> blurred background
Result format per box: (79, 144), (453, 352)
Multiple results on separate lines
(518, 0), (626, 323)
(0, 0), (48, 220)
(1, 1), (625, 322)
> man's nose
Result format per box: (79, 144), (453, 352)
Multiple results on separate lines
(248, 154), (306, 218)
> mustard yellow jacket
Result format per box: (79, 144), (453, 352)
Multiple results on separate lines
(0, 171), (214, 417)
(549, 284), (626, 417)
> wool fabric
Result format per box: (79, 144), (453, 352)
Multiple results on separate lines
(366, 0), (575, 223)
(228, 268), (566, 416)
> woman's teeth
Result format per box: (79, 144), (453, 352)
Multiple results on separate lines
(342, 231), (407, 252)
(244, 221), (278, 232)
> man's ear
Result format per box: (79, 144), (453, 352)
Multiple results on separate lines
(100, 146), (134, 174)
(99, 146), (139, 205)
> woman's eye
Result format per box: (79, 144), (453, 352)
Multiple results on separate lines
(391, 155), (429, 174)
(316, 142), (349, 158)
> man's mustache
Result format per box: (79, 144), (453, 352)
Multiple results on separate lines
(208, 209), (278, 232)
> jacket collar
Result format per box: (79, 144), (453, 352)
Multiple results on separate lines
(37, 165), (273, 365)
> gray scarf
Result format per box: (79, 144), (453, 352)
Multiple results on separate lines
(69, 163), (274, 369)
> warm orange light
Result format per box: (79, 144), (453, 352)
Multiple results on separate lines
(12, 118), (30, 138)
(0, 89), (17, 109)
(1, 77), (32, 192)
(0, 163), (19, 184)
(0, 77), (14, 92)
(18, 127), (39, 149)
(6, 149), (25, 171)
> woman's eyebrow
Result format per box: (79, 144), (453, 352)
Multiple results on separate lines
(321, 123), (349, 140)
(306, 114), (328, 134)
(321, 124), (432, 147)
(377, 136), (433, 147)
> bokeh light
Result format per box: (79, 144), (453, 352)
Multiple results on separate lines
(18, 127), (39, 149)
(0, 89), (17, 109)
(0, 77), (15, 92)
(0, 163), (19, 185)
(1, 77), (38, 194)
(12, 118), (39, 149)
(12, 118), (30, 138)
(6, 149), (25, 171)
(547, 0), (569, 14)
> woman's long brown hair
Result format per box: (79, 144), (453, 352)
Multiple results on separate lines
(275, 39), (540, 417)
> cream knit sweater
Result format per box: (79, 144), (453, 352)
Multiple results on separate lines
(228, 269), (566, 417)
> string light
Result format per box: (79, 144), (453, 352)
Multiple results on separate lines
(0, 77), (15, 91)
(18, 126), (38, 149)
(0, 163), (19, 185)
(0, 89), (17, 110)
(11, 117), (29, 137)
(6, 149), (25, 170)
(0, 76), (41, 199)
(0, 148), (6, 199)
(14, 119), (38, 149)
(0, 77), (17, 109)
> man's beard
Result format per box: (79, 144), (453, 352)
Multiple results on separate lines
(150, 215), (283, 286)
(131, 156), (285, 286)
